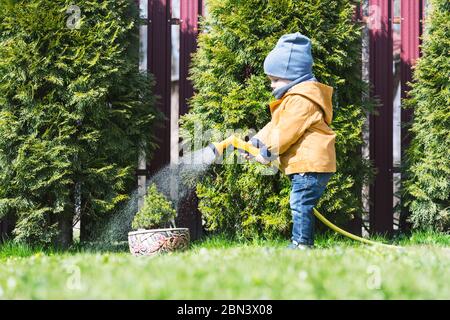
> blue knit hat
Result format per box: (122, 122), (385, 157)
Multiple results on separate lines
(264, 32), (316, 98)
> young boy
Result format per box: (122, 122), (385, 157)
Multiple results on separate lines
(249, 32), (336, 249)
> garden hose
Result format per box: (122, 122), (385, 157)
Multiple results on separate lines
(312, 208), (399, 248)
(210, 135), (400, 248)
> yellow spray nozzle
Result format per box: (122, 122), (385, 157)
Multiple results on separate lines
(212, 135), (260, 157)
(210, 135), (280, 169)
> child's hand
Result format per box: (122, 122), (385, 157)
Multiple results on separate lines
(244, 153), (270, 165)
(255, 154), (270, 165)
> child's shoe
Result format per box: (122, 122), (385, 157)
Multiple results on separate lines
(286, 241), (313, 250)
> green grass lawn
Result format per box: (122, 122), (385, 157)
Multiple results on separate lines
(0, 232), (449, 299)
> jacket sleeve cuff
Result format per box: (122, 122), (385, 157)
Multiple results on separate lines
(250, 137), (263, 148)
(250, 137), (277, 161)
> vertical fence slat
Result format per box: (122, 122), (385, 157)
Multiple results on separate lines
(179, 0), (203, 116)
(148, 0), (172, 173)
(177, 0), (204, 241)
(400, 0), (424, 148)
(369, 0), (394, 235)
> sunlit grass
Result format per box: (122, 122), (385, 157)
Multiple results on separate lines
(0, 231), (448, 299)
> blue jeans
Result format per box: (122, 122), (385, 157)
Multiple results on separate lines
(288, 172), (333, 246)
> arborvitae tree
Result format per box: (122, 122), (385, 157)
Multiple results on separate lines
(0, 0), (160, 246)
(180, 0), (375, 240)
(402, 0), (449, 231)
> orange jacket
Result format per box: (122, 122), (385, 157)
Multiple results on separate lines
(252, 81), (336, 175)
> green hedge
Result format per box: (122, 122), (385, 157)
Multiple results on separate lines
(402, 0), (449, 231)
(180, 0), (375, 240)
(0, 0), (160, 246)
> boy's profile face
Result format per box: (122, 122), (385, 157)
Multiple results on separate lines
(268, 75), (292, 91)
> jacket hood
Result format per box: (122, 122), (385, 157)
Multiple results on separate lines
(284, 81), (334, 125)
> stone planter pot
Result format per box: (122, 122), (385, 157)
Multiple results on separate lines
(128, 228), (190, 256)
